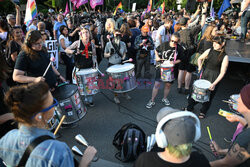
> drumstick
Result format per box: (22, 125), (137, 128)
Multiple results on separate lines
(53, 115), (66, 135)
(122, 58), (133, 63)
(43, 62), (52, 77)
(96, 68), (105, 77)
(222, 100), (235, 104)
(207, 126), (218, 157)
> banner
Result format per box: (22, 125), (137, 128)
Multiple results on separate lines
(132, 3), (136, 12)
(76, 0), (88, 9)
(45, 40), (58, 69)
(90, 0), (103, 9)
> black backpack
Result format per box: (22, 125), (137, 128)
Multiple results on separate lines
(113, 123), (146, 162)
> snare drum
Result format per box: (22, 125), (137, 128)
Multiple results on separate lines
(228, 94), (240, 113)
(106, 63), (137, 93)
(160, 64), (174, 82)
(75, 68), (99, 96)
(191, 79), (211, 103)
(53, 84), (87, 124)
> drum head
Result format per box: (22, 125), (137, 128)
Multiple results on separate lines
(193, 79), (211, 89)
(53, 84), (78, 101)
(160, 62), (174, 68)
(106, 63), (134, 73)
(76, 68), (97, 75)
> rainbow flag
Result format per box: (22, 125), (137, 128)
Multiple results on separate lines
(146, 0), (152, 13)
(24, 0), (37, 26)
(114, 2), (122, 15)
(159, 2), (165, 14)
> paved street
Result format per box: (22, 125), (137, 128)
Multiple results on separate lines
(57, 58), (247, 167)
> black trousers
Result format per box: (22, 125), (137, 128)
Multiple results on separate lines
(61, 52), (74, 83)
(187, 84), (219, 115)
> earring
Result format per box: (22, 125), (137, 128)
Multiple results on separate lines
(38, 115), (42, 119)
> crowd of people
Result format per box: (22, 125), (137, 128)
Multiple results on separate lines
(0, 0), (249, 166)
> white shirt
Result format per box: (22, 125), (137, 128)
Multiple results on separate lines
(155, 25), (171, 48)
(59, 35), (70, 52)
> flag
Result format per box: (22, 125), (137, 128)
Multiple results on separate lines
(141, 9), (146, 21)
(217, 0), (231, 18)
(63, 2), (69, 16)
(76, 0), (88, 9)
(90, 0), (103, 9)
(210, 7), (215, 18)
(158, 2), (165, 14)
(71, 0), (78, 10)
(114, 2), (122, 15)
(146, 0), (152, 13)
(24, 0), (37, 26)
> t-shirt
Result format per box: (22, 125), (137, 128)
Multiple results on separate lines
(53, 21), (66, 40)
(59, 35), (71, 52)
(6, 40), (21, 68)
(104, 41), (127, 65)
(155, 25), (171, 47)
(231, 127), (250, 167)
(14, 51), (57, 88)
(134, 151), (210, 167)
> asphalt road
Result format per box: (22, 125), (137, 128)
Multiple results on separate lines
(56, 58), (247, 167)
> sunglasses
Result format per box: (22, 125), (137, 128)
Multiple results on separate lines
(32, 98), (58, 119)
(171, 40), (178, 44)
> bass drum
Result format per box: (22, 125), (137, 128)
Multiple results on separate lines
(53, 84), (87, 124)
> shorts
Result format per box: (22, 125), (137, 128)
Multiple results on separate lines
(155, 68), (174, 84)
(178, 61), (196, 73)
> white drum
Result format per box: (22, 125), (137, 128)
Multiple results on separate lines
(160, 63), (174, 82)
(106, 63), (137, 93)
(73, 68), (99, 96)
(191, 79), (211, 103)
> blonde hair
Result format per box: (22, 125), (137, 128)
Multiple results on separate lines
(166, 143), (192, 159)
(105, 18), (115, 33)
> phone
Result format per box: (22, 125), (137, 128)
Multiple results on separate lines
(218, 109), (233, 117)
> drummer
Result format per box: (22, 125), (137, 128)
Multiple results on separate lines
(65, 27), (97, 107)
(104, 29), (131, 104)
(183, 36), (229, 119)
(146, 32), (183, 109)
(13, 30), (66, 89)
(0, 81), (97, 167)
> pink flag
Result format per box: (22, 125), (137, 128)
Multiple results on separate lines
(76, 0), (88, 8)
(90, 0), (103, 9)
(71, 0), (78, 6)
(63, 2), (70, 16)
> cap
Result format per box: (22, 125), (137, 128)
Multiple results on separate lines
(240, 84), (250, 110)
(141, 25), (150, 33)
(179, 17), (188, 26)
(156, 107), (197, 146)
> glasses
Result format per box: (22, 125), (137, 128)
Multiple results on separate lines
(33, 41), (43, 47)
(32, 98), (58, 119)
(171, 40), (178, 44)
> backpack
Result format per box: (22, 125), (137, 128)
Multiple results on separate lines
(113, 123), (146, 162)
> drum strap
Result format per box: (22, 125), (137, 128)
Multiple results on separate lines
(111, 41), (123, 58)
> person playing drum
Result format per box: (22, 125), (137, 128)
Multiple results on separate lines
(0, 81), (97, 167)
(146, 32), (183, 109)
(65, 27), (98, 107)
(184, 36), (229, 119)
(104, 29), (131, 104)
(13, 30), (66, 89)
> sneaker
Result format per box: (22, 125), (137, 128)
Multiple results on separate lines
(146, 100), (155, 109)
(89, 102), (94, 107)
(162, 98), (170, 106)
(114, 97), (120, 104)
(123, 93), (132, 100)
(177, 88), (182, 94)
(184, 89), (190, 95)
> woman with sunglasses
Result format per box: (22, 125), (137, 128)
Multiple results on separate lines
(13, 30), (65, 89)
(0, 81), (97, 167)
(184, 36), (229, 119)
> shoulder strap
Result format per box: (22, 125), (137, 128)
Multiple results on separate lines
(18, 135), (54, 167)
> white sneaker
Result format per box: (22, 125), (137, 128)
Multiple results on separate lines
(114, 97), (120, 104)
(162, 98), (170, 106)
(124, 93), (131, 100)
(146, 100), (155, 109)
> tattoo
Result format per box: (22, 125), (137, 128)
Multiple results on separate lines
(236, 151), (245, 161)
(228, 143), (249, 162)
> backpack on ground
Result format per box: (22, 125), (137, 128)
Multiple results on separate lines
(113, 123), (146, 162)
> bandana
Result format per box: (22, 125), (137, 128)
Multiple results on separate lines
(81, 42), (91, 59)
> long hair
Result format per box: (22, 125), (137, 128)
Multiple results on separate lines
(213, 36), (226, 62)
(22, 30), (47, 60)
(0, 54), (10, 82)
(120, 23), (132, 37)
(105, 18), (115, 33)
(200, 25), (216, 42)
(59, 25), (68, 37)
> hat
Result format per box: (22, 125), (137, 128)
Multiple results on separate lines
(179, 17), (188, 26)
(240, 84), (250, 110)
(156, 107), (197, 146)
(141, 25), (150, 33)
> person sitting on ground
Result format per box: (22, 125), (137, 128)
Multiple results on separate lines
(209, 84), (250, 167)
(134, 107), (210, 167)
(0, 81), (97, 167)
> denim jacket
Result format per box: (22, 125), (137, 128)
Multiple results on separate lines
(0, 125), (74, 167)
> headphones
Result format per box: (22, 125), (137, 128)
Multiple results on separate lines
(155, 111), (201, 148)
(25, 30), (41, 48)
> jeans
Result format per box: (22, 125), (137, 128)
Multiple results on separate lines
(241, 10), (250, 39)
(136, 54), (151, 79)
(61, 52), (74, 83)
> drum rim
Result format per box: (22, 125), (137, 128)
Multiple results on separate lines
(106, 63), (135, 73)
(53, 84), (79, 101)
(193, 79), (211, 89)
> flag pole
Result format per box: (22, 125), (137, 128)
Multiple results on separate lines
(210, 0), (214, 15)
(69, 0), (72, 12)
